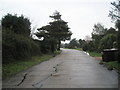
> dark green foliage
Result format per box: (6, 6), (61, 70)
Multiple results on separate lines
(64, 43), (69, 48)
(49, 20), (72, 41)
(92, 23), (107, 35)
(82, 42), (89, 51)
(91, 23), (107, 52)
(109, 0), (120, 21)
(86, 41), (95, 52)
(105, 27), (117, 35)
(78, 39), (83, 48)
(116, 20), (120, 49)
(14, 35), (31, 59)
(109, 0), (120, 62)
(14, 36), (41, 59)
(99, 34), (117, 52)
(2, 29), (41, 64)
(49, 11), (72, 50)
(78, 24), (117, 53)
(78, 39), (86, 49)
(65, 38), (79, 49)
(2, 30), (16, 63)
(90, 23), (117, 52)
(69, 38), (79, 48)
(32, 40), (41, 55)
(36, 11), (72, 51)
(66, 22), (117, 53)
(40, 39), (56, 54)
(82, 41), (95, 52)
(49, 10), (61, 20)
(116, 20), (120, 62)
(36, 26), (58, 53)
(2, 14), (31, 36)
(2, 14), (41, 64)
(49, 20), (72, 50)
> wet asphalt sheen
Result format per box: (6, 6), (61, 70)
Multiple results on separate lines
(3, 49), (118, 88)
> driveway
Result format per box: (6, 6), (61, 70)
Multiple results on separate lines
(3, 49), (118, 88)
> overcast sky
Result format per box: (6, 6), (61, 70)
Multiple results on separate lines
(0, 0), (115, 41)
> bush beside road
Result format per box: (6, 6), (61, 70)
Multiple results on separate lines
(3, 51), (61, 79)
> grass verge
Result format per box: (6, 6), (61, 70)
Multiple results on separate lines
(3, 51), (61, 79)
(75, 48), (83, 51)
(2, 55), (52, 79)
(75, 48), (102, 57)
(100, 61), (120, 72)
(54, 50), (62, 55)
(87, 51), (102, 57)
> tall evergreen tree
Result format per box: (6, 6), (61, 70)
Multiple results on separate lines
(49, 11), (72, 50)
(37, 11), (72, 51)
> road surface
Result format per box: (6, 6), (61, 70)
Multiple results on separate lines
(3, 49), (118, 88)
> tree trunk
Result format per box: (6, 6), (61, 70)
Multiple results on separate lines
(58, 39), (61, 51)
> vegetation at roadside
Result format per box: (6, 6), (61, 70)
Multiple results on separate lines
(36, 11), (72, 51)
(54, 50), (62, 55)
(74, 48), (102, 57)
(75, 48), (83, 51)
(64, 1), (120, 63)
(3, 49), (61, 79)
(2, 12), (72, 64)
(2, 14), (41, 64)
(100, 61), (120, 72)
(2, 0), (120, 80)
(2, 11), (69, 79)
(106, 61), (120, 71)
(64, 26), (117, 53)
(2, 55), (52, 79)
(87, 51), (102, 57)
(64, 0), (120, 63)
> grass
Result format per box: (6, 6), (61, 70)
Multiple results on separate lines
(86, 51), (120, 71)
(3, 51), (61, 79)
(75, 48), (102, 57)
(75, 48), (83, 51)
(101, 61), (120, 72)
(54, 50), (62, 55)
(87, 51), (102, 57)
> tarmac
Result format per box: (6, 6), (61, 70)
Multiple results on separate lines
(3, 49), (118, 88)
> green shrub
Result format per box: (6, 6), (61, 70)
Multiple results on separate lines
(99, 34), (116, 52)
(30, 40), (41, 56)
(2, 30), (16, 63)
(2, 30), (41, 64)
(2, 14), (31, 36)
(2, 14), (42, 64)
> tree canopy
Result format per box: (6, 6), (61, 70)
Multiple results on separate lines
(109, 0), (120, 21)
(2, 14), (31, 36)
(36, 11), (72, 51)
(2, 14), (41, 64)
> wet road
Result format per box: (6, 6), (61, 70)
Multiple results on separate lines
(3, 49), (118, 88)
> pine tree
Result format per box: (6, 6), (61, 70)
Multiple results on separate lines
(36, 11), (72, 51)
